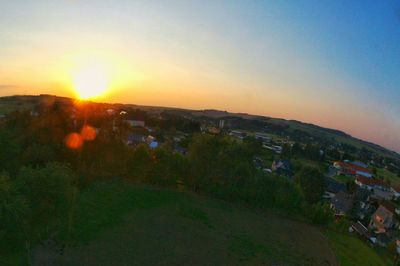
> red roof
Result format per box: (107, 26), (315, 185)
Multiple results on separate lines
(381, 202), (396, 214)
(335, 161), (371, 174)
(355, 176), (387, 187)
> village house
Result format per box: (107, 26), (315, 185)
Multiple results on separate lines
(355, 176), (388, 191)
(334, 161), (373, 178)
(145, 135), (159, 149)
(271, 160), (293, 177)
(351, 188), (373, 221)
(254, 132), (271, 144)
(391, 186), (400, 199)
(126, 119), (145, 127)
(229, 130), (246, 140)
(330, 191), (354, 216)
(369, 202), (396, 233)
(126, 134), (146, 146)
(324, 177), (346, 199)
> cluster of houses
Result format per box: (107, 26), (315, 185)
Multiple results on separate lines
(328, 160), (400, 250)
(229, 130), (284, 154)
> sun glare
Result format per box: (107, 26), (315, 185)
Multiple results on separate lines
(73, 61), (110, 100)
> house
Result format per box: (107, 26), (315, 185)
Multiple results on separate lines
(324, 177), (346, 199)
(330, 191), (354, 216)
(352, 161), (369, 169)
(334, 161), (373, 178)
(264, 145), (283, 154)
(208, 127), (220, 134)
(229, 130), (246, 140)
(126, 134), (146, 145)
(371, 189), (393, 201)
(369, 202), (395, 233)
(355, 176), (388, 191)
(271, 160), (293, 177)
(126, 119), (145, 127)
(352, 188), (372, 220)
(145, 135), (158, 149)
(351, 221), (371, 239)
(391, 186), (400, 199)
(254, 132), (271, 144)
(106, 109), (115, 115)
(174, 146), (187, 155)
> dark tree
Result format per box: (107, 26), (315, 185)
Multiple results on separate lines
(296, 167), (325, 204)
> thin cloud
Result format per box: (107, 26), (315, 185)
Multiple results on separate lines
(0, 84), (19, 90)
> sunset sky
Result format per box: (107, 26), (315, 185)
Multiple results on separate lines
(0, 1), (399, 152)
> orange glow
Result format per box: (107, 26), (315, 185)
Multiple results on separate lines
(81, 125), (97, 141)
(71, 59), (111, 100)
(65, 133), (83, 149)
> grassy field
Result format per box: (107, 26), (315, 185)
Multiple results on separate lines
(377, 168), (400, 187)
(36, 180), (339, 266)
(333, 174), (354, 184)
(325, 231), (389, 266)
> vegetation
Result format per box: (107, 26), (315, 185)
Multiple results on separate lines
(56, 181), (337, 265)
(325, 231), (388, 266)
(0, 97), (394, 265)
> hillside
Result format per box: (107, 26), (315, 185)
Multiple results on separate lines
(1, 94), (398, 160)
(41, 181), (338, 265)
(23, 180), (389, 266)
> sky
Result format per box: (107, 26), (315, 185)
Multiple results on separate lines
(0, 0), (399, 152)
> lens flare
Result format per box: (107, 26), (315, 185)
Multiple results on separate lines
(65, 133), (83, 149)
(81, 125), (97, 141)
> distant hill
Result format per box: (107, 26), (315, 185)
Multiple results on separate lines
(0, 94), (398, 160)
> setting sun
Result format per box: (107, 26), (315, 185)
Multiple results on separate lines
(72, 61), (110, 99)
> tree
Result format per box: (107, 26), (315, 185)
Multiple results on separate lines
(15, 163), (76, 244)
(243, 136), (262, 155)
(296, 167), (325, 204)
(0, 172), (27, 246)
(0, 129), (21, 174)
(346, 180), (357, 194)
(309, 203), (333, 226)
(128, 144), (152, 182)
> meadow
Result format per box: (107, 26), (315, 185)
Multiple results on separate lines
(49, 180), (338, 265)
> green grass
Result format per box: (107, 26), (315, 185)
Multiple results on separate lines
(333, 174), (354, 184)
(325, 230), (389, 266)
(377, 168), (400, 187)
(48, 180), (338, 265)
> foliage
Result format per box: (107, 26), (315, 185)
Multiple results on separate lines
(325, 230), (387, 266)
(308, 203), (334, 226)
(295, 167), (325, 204)
(0, 172), (27, 248)
(15, 163), (76, 242)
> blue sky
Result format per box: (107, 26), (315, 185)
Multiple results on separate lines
(0, 0), (399, 151)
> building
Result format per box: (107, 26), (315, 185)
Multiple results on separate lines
(330, 191), (354, 216)
(391, 186), (400, 199)
(324, 177), (346, 199)
(229, 130), (246, 140)
(369, 202), (396, 233)
(219, 120), (225, 129)
(126, 134), (146, 145)
(145, 135), (159, 149)
(254, 132), (271, 144)
(355, 176), (388, 191)
(271, 160), (293, 177)
(333, 161), (373, 178)
(264, 145), (282, 154)
(126, 119), (145, 127)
